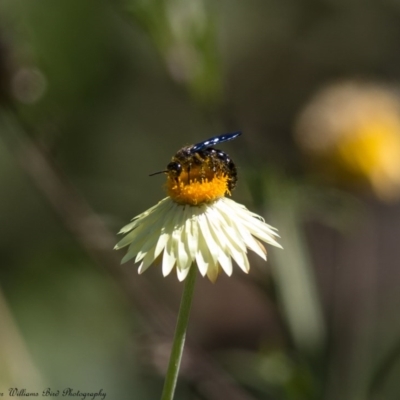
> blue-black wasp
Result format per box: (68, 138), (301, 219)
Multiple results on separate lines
(150, 131), (242, 191)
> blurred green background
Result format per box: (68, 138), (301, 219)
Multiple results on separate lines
(2, 0), (400, 399)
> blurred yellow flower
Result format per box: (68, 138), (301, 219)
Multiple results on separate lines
(295, 81), (400, 201)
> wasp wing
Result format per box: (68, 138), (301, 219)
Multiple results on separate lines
(190, 131), (242, 153)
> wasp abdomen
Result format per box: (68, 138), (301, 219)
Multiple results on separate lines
(165, 132), (241, 194)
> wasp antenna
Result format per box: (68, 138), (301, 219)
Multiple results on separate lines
(149, 170), (167, 177)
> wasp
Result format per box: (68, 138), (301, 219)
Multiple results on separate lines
(150, 131), (242, 191)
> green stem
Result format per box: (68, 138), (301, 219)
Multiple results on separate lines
(161, 265), (197, 400)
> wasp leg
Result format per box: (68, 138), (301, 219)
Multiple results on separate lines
(194, 152), (208, 182)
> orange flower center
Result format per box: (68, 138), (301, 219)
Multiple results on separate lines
(166, 166), (230, 206)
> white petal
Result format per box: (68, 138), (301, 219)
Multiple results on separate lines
(205, 207), (229, 249)
(117, 200), (164, 234)
(197, 213), (219, 264)
(116, 198), (174, 247)
(217, 215), (247, 255)
(243, 220), (282, 248)
(184, 210), (196, 260)
(116, 213), (160, 249)
(115, 225), (146, 249)
(177, 207), (193, 270)
(138, 250), (157, 274)
(177, 266), (191, 281)
(213, 203), (246, 252)
(232, 250), (250, 273)
(134, 229), (162, 263)
(206, 263), (219, 283)
(195, 232), (210, 276)
(171, 208), (186, 270)
(203, 211), (233, 276)
(217, 251), (233, 276)
(121, 250), (137, 264)
(177, 240), (191, 269)
(231, 202), (281, 239)
(219, 198), (282, 248)
(231, 219), (267, 260)
(120, 235), (148, 263)
(154, 230), (170, 260)
(162, 238), (176, 276)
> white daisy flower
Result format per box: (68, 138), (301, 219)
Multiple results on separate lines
(115, 133), (282, 282)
